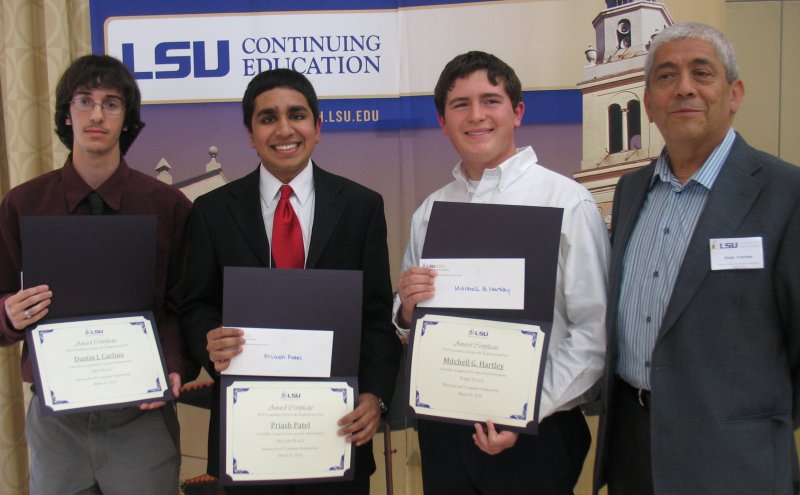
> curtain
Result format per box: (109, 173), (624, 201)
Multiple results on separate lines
(0, 1), (90, 492)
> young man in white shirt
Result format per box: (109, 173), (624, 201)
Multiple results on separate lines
(394, 51), (610, 495)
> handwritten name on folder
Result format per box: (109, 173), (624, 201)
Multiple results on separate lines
(418, 258), (525, 310)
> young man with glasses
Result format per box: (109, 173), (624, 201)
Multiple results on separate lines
(0, 54), (195, 494)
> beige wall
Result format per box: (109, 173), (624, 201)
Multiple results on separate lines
(728, 0), (800, 165)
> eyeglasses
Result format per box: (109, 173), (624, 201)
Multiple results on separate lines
(69, 97), (124, 116)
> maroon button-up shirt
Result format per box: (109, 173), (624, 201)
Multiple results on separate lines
(0, 157), (197, 383)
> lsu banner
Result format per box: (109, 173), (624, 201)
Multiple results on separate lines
(90, 0), (583, 131)
(107, 12), (400, 102)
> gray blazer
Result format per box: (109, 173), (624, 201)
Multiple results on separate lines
(594, 135), (800, 495)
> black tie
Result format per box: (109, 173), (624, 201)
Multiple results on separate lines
(87, 191), (105, 215)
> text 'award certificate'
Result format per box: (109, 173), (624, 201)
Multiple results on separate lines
(224, 380), (354, 483)
(409, 314), (545, 431)
(28, 315), (169, 414)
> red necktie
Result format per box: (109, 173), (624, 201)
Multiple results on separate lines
(272, 185), (305, 268)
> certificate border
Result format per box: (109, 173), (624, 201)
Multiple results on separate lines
(404, 311), (550, 435)
(218, 375), (358, 485)
(25, 310), (172, 416)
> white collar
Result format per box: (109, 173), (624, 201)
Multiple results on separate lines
(451, 146), (538, 189)
(259, 160), (314, 206)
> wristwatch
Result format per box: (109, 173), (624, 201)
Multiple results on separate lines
(377, 397), (389, 415)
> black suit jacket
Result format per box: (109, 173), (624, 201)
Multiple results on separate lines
(594, 135), (800, 494)
(180, 163), (401, 480)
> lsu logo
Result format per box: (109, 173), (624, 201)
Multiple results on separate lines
(281, 392), (301, 399)
(121, 41), (230, 80)
(468, 329), (489, 337)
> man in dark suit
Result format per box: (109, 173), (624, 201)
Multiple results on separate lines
(180, 69), (401, 494)
(594, 22), (800, 495)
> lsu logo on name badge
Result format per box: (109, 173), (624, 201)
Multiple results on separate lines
(709, 236), (764, 270)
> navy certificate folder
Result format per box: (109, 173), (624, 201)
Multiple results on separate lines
(20, 215), (156, 319)
(220, 267), (363, 484)
(20, 215), (170, 414)
(222, 266), (363, 377)
(406, 201), (564, 434)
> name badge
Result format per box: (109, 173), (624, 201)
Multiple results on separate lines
(709, 237), (764, 270)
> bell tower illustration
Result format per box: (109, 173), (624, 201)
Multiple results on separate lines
(574, 0), (674, 225)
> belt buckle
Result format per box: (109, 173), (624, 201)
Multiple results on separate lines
(637, 388), (647, 407)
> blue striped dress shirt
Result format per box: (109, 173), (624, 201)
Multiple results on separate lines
(617, 128), (736, 390)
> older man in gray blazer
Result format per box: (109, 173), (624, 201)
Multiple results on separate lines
(594, 22), (800, 495)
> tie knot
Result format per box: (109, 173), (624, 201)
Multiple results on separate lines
(279, 184), (293, 200)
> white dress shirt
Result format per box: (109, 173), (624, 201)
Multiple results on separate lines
(258, 161), (315, 266)
(393, 146), (610, 420)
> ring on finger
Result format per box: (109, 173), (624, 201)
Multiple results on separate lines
(23, 309), (31, 319)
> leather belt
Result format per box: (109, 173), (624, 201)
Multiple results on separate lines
(616, 376), (651, 408)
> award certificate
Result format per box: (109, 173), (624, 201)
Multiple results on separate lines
(409, 314), (545, 429)
(224, 380), (354, 482)
(28, 315), (169, 414)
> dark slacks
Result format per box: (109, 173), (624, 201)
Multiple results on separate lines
(223, 477), (369, 495)
(606, 377), (654, 495)
(418, 407), (590, 495)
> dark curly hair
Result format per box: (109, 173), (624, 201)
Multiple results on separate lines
(54, 54), (144, 155)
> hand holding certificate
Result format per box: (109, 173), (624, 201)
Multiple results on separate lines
(404, 202), (562, 434)
(222, 379), (354, 483)
(408, 314), (547, 433)
(21, 216), (171, 415)
(27, 315), (170, 414)
(219, 268), (364, 484)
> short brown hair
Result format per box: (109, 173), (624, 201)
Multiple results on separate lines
(433, 51), (522, 117)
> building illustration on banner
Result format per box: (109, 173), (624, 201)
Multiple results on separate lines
(574, 0), (673, 227)
(155, 146), (228, 202)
